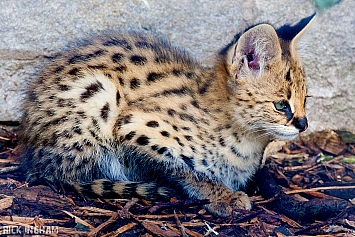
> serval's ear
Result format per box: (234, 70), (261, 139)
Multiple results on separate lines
(277, 13), (317, 57)
(230, 24), (282, 79)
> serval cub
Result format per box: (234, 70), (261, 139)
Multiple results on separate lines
(19, 14), (315, 217)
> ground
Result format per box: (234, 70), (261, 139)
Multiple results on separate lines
(0, 126), (354, 237)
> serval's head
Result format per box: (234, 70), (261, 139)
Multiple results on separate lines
(220, 14), (316, 140)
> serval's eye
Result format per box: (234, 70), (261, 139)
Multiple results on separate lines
(274, 101), (287, 111)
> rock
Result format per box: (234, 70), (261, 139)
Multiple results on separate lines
(0, 0), (353, 133)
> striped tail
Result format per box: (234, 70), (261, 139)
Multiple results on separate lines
(76, 179), (179, 201)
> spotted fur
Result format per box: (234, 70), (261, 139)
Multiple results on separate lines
(19, 14), (315, 217)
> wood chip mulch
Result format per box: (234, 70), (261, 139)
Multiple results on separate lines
(0, 126), (354, 237)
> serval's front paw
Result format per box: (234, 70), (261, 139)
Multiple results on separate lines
(206, 191), (251, 217)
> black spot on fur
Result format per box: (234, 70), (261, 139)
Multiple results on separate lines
(103, 39), (132, 50)
(28, 91), (37, 102)
(172, 69), (183, 76)
(172, 125), (179, 131)
(160, 131), (170, 137)
(116, 91), (121, 105)
(46, 109), (55, 116)
(115, 65), (127, 73)
(117, 114), (133, 127)
(202, 159), (208, 167)
(147, 72), (164, 82)
(179, 113), (197, 123)
(54, 66), (64, 73)
(155, 50), (170, 63)
(77, 111), (87, 118)
(59, 84), (70, 91)
(135, 41), (150, 48)
(101, 102), (110, 122)
(182, 127), (191, 131)
(93, 50), (105, 56)
(68, 55), (88, 64)
(112, 53), (124, 63)
(198, 77), (214, 94)
(164, 151), (174, 159)
(88, 65), (108, 70)
(184, 135), (193, 141)
(130, 55), (147, 65)
(158, 147), (167, 154)
(231, 146), (248, 159)
(68, 68), (80, 76)
(151, 145), (159, 151)
(181, 155), (195, 169)
(43, 116), (68, 128)
(167, 109), (177, 116)
(89, 130), (102, 142)
(160, 87), (189, 97)
(219, 137), (226, 147)
(83, 139), (93, 147)
(80, 81), (104, 101)
(73, 125), (82, 135)
(62, 130), (73, 139)
(125, 131), (136, 140)
(174, 137), (184, 147)
(146, 121), (159, 127)
(137, 135), (149, 146)
(68, 50), (104, 64)
(185, 72), (196, 79)
(73, 142), (84, 152)
(130, 78), (140, 89)
(191, 100), (200, 108)
(92, 118), (100, 130)
(118, 77), (125, 85)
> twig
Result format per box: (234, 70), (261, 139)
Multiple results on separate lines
(62, 210), (94, 230)
(294, 206), (355, 235)
(0, 136), (11, 141)
(285, 185), (355, 195)
(0, 166), (20, 174)
(0, 215), (68, 224)
(147, 199), (210, 214)
(305, 155), (345, 172)
(283, 165), (312, 171)
(77, 206), (116, 214)
(287, 184), (342, 199)
(255, 167), (349, 221)
(204, 222), (219, 236)
(137, 213), (197, 219)
(173, 210), (188, 237)
(88, 198), (138, 237)
(100, 223), (137, 237)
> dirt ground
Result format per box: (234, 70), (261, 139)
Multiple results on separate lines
(0, 126), (354, 237)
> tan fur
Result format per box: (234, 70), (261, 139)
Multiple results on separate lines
(19, 15), (315, 217)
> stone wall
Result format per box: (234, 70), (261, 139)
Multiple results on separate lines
(0, 0), (354, 133)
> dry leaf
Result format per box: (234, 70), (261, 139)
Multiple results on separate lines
(0, 196), (14, 210)
(141, 220), (180, 237)
(314, 130), (347, 155)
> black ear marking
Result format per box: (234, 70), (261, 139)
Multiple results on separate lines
(286, 69), (291, 81)
(276, 13), (316, 41)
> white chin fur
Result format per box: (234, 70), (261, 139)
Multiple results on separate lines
(257, 124), (300, 141)
(274, 132), (299, 141)
(272, 125), (300, 140)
